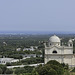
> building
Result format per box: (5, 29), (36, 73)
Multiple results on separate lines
(44, 35), (75, 67)
(23, 46), (35, 51)
(22, 54), (42, 59)
(0, 58), (19, 64)
(16, 48), (21, 51)
(22, 54), (36, 58)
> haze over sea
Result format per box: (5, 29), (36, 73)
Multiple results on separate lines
(0, 31), (75, 35)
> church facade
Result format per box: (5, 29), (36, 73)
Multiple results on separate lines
(44, 35), (75, 67)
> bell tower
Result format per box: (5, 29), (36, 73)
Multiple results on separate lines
(68, 39), (73, 47)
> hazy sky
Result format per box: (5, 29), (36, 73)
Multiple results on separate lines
(0, 0), (75, 32)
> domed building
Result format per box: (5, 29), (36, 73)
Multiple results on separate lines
(49, 35), (61, 46)
(44, 35), (75, 67)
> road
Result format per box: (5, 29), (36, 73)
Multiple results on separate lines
(7, 63), (44, 68)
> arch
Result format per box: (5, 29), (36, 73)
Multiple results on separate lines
(50, 43), (51, 45)
(70, 44), (72, 46)
(52, 50), (57, 53)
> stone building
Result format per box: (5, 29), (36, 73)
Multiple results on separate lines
(0, 58), (19, 64)
(44, 35), (75, 67)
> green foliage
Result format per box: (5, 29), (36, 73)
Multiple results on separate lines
(31, 68), (39, 75)
(24, 73), (32, 75)
(38, 45), (44, 49)
(15, 68), (25, 74)
(0, 64), (7, 74)
(37, 64), (52, 75)
(6, 62), (12, 66)
(24, 66), (34, 73)
(21, 57), (43, 65)
(47, 60), (64, 75)
(61, 63), (69, 70)
(0, 68), (2, 74)
(5, 69), (13, 74)
(9, 54), (23, 59)
(47, 60), (62, 67)
(71, 67), (75, 72)
(15, 66), (34, 74)
(0, 64), (13, 74)
(64, 70), (70, 75)
(50, 64), (64, 75)
(9, 57), (43, 66)
(36, 60), (64, 75)
(48, 68), (57, 75)
(0, 35), (45, 59)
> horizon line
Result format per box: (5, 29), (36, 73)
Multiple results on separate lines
(0, 31), (75, 34)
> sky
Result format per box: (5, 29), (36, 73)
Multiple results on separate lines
(0, 0), (75, 33)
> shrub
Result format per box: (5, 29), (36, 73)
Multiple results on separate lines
(36, 60), (64, 75)
(5, 69), (13, 74)
(0, 68), (2, 74)
(48, 68), (57, 75)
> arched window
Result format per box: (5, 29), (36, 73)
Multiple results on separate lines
(70, 44), (72, 46)
(50, 43), (51, 45)
(52, 50), (57, 53)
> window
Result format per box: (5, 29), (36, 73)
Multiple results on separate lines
(70, 44), (72, 46)
(52, 50), (57, 53)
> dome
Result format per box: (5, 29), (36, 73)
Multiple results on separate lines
(68, 39), (72, 43)
(49, 35), (60, 43)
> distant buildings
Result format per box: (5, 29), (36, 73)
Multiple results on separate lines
(16, 46), (38, 51)
(22, 54), (42, 58)
(16, 48), (21, 51)
(0, 58), (19, 64)
(23, 46), (38, 51)
(22, 54), (36, 58)
(0, 54), (42, 64)
(3, 42), (7, 46)
(0, 43), (41, 65)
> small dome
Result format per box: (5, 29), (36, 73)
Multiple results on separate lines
(49, 35), (60, 43)
(68, 39), (72, 43)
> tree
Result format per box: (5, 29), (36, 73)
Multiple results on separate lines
(6, 62), (12, 66)
(5, 69), (13, 74)
(24, 66), (34, 73)
(0, 68), (2, 74)
(50, 64), (64, 75)
(61, 63), (69, 70)
(0, 65), (7, 74)
(36, 60), (64, 75)
(32, 68), (39, 75)
(64, 70), (70, 75)
(15, 68), (25, 74)
(47, 60), (62, 67)
(48, 68), (57, 75)
(36, 64), (52, 75)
